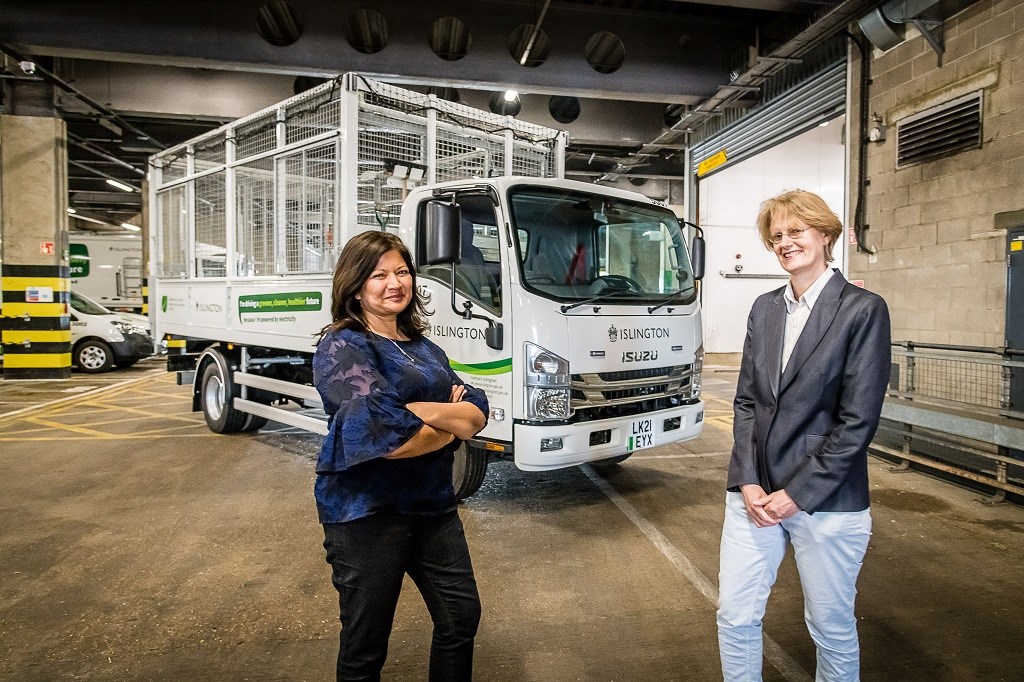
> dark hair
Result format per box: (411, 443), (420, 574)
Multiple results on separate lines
(320, 231), (428, 339)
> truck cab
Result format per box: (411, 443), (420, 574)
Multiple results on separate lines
(406, 177), (705, 473)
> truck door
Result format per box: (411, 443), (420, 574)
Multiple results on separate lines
(416, 192), (513, 444)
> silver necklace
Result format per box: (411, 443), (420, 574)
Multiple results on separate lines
(372, 330), (416, 364)
(388, 337), (417, 364)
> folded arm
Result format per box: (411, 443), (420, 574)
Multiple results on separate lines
(407, 385), (487, 441)
(385, 424), (456, 459)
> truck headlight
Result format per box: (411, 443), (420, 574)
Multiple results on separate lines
(691, 344), (704, 398)
(525, 342), (570, 420)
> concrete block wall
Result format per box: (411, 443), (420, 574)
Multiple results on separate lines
(849, 0), (1023, 348)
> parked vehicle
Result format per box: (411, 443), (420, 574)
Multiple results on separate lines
(69, 291), (152, 372)
(150, 75), (706, 498)
(69, 232), (144, 312)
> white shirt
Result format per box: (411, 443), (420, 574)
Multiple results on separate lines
(781, 268), (834, 373)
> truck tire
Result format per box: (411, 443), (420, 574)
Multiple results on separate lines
(74, 339), (114, 373)
(240, 413), (268, 432)
(452, 443), (488, 500)
(200, 360), (248, 433)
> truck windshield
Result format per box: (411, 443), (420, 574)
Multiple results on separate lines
(509, 187), (698, 305)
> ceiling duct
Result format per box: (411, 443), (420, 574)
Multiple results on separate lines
(858, 0), (981, 63)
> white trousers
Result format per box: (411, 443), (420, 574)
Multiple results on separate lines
(717, 491), (872, 682)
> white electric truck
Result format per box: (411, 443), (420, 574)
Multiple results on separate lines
(150, 75), (706, 498)
(69, 232), (145, 312)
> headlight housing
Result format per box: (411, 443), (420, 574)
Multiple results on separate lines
(525, 342), (570, 420)
(691, 344), (704, 398)
(112, 320), (149, 336)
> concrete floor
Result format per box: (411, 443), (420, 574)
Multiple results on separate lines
(1, 360), (1023, 681)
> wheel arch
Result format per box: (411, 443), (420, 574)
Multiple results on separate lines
(192, 345), (238, 412)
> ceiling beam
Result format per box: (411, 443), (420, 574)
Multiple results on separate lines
(0, 0), (771, 104)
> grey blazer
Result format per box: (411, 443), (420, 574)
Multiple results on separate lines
(727, 270), (891, 513)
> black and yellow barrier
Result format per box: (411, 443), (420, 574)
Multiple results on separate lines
(1, 264), (71, 379)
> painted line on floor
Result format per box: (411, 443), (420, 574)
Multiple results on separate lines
(581, 464), (813, 682)
(0, 370), (164, 422)
(630, 451), (732, 460)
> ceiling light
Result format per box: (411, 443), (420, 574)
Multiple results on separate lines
(67, 207), (77, 214)
(73, 214), (111, 226)
(121, 223), (141, 232)
(818, 120), (830, 127)
(106, 178), (137, 192)
(503, 90), (519, 102)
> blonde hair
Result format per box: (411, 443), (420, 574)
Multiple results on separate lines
(756, 190), (843, 264)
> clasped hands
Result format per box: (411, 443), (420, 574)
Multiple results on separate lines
(740, 484), (800, 527)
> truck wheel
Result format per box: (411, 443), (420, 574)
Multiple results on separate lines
(240, 413), (268, 432)
(592, 453), (633, 467)
(452, 443), (488, 500)
(75, 340), (114, 373)
(200, 360), (248, 433)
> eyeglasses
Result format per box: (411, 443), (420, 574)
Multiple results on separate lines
(768, 227), (811, 244)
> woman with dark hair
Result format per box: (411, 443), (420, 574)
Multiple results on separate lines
(312, 230), (488, 681)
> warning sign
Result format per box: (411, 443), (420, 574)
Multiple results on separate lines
(697, 150), (728, 177)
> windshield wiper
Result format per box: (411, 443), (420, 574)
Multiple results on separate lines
(560, 290), (641, 313)
(647, 289), (692, 314)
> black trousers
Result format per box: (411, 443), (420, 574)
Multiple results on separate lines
(323, 510), (481, 681)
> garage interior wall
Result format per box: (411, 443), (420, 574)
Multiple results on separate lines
(698, 119), (846, 354)
(849, 0), (1023, 348)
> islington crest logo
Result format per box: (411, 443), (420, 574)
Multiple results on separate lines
(608, 324), (619, 342)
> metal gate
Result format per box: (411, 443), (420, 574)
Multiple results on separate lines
(1008, 227), (1024, 460)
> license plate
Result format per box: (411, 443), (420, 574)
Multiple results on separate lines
(627, 418), (655, 452)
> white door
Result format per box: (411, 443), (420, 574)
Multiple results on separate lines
(699, 119), (846, 353)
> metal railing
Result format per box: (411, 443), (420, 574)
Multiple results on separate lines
(879, 342), (1024, 502)
(888, 341), (1024, 419)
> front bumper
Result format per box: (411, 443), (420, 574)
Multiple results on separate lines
(513, 400), (704, 471)
(110, 332), (154, 364)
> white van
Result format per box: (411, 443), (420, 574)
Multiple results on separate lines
(69, 291), (153, 372)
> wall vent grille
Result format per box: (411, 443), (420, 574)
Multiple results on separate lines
(897, 91), (982, 168)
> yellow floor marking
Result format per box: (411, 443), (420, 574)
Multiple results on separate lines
(0, 433), (219, 442)
(704, 415), (734, 432)
(31, 412), (203, 429)
(25, 416), (130, 437)
(0, 372), (213, 442)
(72, 401), (194, 419)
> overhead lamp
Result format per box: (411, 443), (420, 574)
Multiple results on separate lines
(73, 214), (112, 226)
(121, 223), (141, 232)
(67, 207), (77, 214)
(106, 178), (137, 192)
(503, 90), (519, 102)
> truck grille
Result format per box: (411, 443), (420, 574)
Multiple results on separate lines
(571, 363), (693, 410)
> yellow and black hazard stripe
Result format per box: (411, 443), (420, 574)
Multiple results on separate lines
(1, 264), (72, 379)
(141, 279), (149, 316)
